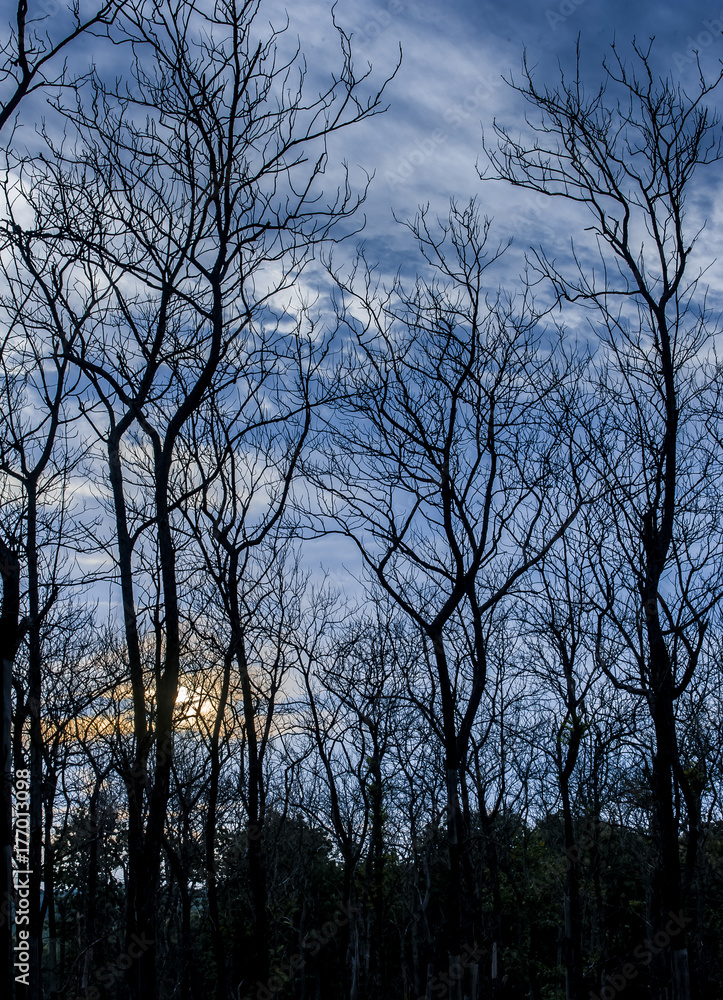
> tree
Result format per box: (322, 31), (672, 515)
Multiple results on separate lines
(176, 299), (326, 997)
(483, 40), (723, 1000)
(312, 201), (584, 1000)
(0, 5), (129, 991)
(519, 534), (606, 1000)
(0, 187), (104, 999)
(0, 0), (125, 135)
(299, 605), (410, 1000)
(463, 622), (532, 998)
(9, 1), (395, 996)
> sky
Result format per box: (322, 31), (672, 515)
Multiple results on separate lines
(278, 0), (723, 585)
(7, 0), (723, 283)
(291, 0), (723, 273)
(5, 0), (723, 595)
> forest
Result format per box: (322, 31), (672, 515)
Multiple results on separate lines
(1, 2), (723, 1000)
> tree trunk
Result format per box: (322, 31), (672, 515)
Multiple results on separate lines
(560, 747), (584, 999)
(42, 762), (58, 998)
(235, 620), (269, 993)
(206, 646), (232, 1000)
(445, 765), (463, 1000)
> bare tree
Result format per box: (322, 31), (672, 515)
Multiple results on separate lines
(519, 534), (606, 1000)
(483, 40), (723, 1000)
(5, 2), (395, 997)
(0, 3), (128, 981)
(175, 303), (324, 998)
(0, 0), (126, 135)
(298, 605), (411, 1000)
(463, 623), (532, 998)
(312, 201), (585, 1000)
(0, 180), (105, 998)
